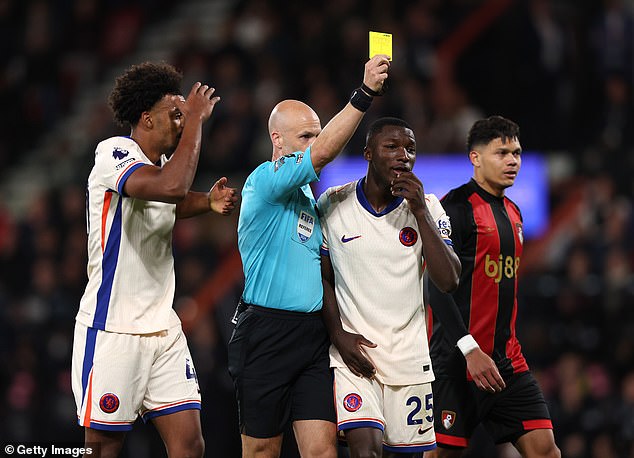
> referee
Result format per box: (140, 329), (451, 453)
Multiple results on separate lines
(229, 54), (390, 457)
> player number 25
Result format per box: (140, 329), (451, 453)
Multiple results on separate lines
(406, 393), (433, 425)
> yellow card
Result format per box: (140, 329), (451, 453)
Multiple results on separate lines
(369, 31), (392, 60)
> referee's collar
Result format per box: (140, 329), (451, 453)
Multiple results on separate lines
(356, 177), (404, 216)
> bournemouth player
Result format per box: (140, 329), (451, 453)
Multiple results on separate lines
(425, 116), (560, 458)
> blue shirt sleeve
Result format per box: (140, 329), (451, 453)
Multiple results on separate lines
(252, 146), (318, 203)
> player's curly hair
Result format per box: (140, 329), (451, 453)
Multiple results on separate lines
(108, 62), (183, 127)
(467, 115), (520, 152)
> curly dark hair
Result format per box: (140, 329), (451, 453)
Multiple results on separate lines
(467, 115), (520, 152)
(108, 62), (183, 127)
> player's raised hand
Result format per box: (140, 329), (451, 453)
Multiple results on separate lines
(183, 82), (221, 122)
(362, 54), (390, 95)
(332, 329), (377, 379)
(208, 177), (238, 215)
(465, 347), (506, 393)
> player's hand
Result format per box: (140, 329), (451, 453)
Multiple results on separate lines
(332, 329), (377, 379)
(465, 347), (506, 393)
(391, 171), (427, 214)
(362, 54), (390, 95)
(208, 177), (238, 215)
(183, 82), (221, 122)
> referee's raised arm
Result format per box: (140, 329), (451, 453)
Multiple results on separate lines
(310, 54), (390, 174)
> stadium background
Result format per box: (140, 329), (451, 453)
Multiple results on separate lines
(1, 0), (633, 456)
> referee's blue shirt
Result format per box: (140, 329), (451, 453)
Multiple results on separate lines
(238, 146), (323, 312)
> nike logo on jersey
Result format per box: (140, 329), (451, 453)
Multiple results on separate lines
(341, 235), (362, 243)
(418, 425), (433, 435)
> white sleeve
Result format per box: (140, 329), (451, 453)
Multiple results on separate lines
(93, 137), (150, 195)
(426, 193), (453, 241)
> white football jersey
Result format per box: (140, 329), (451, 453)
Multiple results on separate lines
(76, 136), (181, 334)
(317, 179), (452, 385)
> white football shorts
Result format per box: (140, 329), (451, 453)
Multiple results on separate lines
(334, 366), (437, 453)
(71, 321), (201, 431)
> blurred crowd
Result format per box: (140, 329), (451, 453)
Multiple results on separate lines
(1, 0), (634, 457)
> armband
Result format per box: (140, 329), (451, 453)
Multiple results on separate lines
(361, 82), (382, 96)
(349, 87), (373, 112)
(457, 334), (479, 356)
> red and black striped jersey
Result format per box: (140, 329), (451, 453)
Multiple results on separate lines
(428, 179), (528, 380)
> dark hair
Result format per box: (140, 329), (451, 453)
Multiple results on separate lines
(365, 117), (413, 148)
(466, 115), (520, 152)
(108, 62), (183, 127)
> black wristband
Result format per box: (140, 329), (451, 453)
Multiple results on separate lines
(349, 87), (373, 112)
(361, 82), (382, 97)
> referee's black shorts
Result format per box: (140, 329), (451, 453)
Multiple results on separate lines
(228, 304), (336, 438)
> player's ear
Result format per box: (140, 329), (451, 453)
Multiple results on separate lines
(469, 150), (479, 167)
(363, 146), (372, 162)
(140, 111), (153, 129)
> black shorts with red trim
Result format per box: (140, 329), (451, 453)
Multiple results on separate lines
(227, 304), (336, 438)
(432, 371), (552, 447)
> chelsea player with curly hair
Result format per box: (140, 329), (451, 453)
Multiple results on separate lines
(71, 62), (237, 457)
